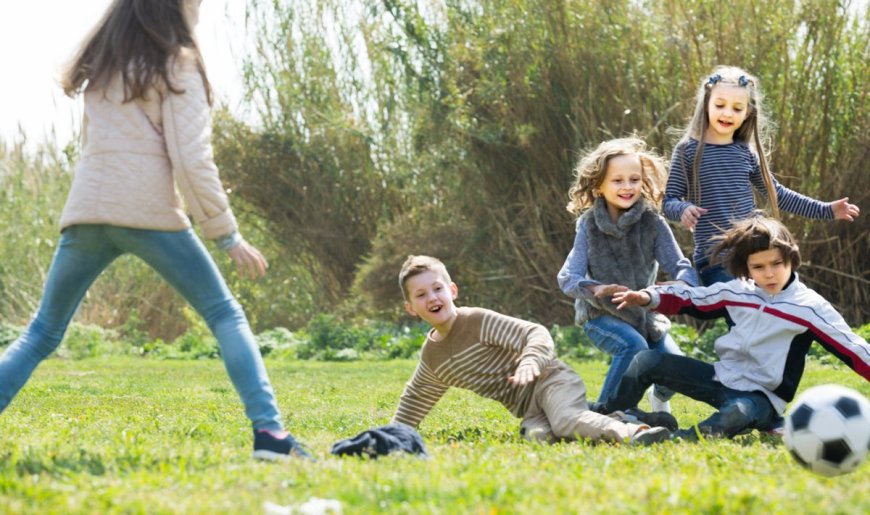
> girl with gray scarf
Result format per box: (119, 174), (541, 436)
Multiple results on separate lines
(558, 138), (700, 413)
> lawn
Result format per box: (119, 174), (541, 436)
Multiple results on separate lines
(0, 357), (868, 514)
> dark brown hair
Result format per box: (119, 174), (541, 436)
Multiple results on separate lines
(710, 214), (800, 278)
(61, 0), (211, 104)
(398, 255), (452, 300)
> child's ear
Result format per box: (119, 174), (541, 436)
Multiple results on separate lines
(404, 301), (418, 317)
(450, 282), (459, 300)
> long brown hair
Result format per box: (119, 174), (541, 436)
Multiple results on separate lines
(675, 66), (778, 217)
(61, 0), (211, 104)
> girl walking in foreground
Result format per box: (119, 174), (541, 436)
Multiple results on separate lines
(0, 0), (308, 461)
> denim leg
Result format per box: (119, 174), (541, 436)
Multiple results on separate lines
(110, 227), (282, 431)
(604, 351), (728, 412)
(697, 391), (776, 437)
(0, 226), (119, 413)
(699, 264), (734, 287)
(648, 333), (683, 401)
(583, 316), (649, 404)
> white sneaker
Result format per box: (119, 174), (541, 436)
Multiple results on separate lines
(648, 387), (671, 414)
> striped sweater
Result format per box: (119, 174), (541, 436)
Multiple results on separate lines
(392, 307), (555, 427)
(665, 139), (833, 264)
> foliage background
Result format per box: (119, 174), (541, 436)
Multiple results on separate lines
(1, 0), (868, 338)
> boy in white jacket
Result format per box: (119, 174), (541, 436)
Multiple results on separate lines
(601, 214), (870, 439)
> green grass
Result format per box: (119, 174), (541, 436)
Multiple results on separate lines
(1, 357), (868, 514)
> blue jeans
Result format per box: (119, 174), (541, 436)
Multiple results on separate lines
(603, 351), (776, 437)
(697, 263), (734, 287)
(583, 315), (682, 405)
(0, 225), (283, 431)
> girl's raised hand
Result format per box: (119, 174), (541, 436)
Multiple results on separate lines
(612, 290), (651, 310)
(227, 240), (269, 280)
(680, 205), (708, 231)
(830, 197), (860, 222)
(590, 283), (629, 298)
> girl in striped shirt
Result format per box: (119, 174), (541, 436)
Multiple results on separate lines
(665, 65), (859, 286)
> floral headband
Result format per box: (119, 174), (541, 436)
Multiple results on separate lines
(707, 73), (753, 88)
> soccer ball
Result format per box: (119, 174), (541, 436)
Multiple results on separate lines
(784, 384), (870, 477)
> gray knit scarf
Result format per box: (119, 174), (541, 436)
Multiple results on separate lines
(575, 197), (671, 341)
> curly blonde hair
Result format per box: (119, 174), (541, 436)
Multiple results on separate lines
(566, 137), (667, 216)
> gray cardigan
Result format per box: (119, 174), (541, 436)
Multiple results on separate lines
(557, 198), (700, 341)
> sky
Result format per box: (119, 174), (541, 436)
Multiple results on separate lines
(0, 0), (249, 149)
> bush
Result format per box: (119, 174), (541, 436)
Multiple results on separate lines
(256, 327), (304, 359)
(550, 324), (604, 361)
(56, 323), (126, 360)
(296, 314), (426, 361)
(0, 321), (21, 347)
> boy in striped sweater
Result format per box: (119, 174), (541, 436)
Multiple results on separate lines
(391, 255), (673, 445)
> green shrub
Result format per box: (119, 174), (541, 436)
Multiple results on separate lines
(56, 323), (125, 360)
(550, 324), (604, 361)
(296, 314), (369, 360)
(0, 321), (21, 347)
(255, 327), (304, 359)
(295, 315), (426, 361)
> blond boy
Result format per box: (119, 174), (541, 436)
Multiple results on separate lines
(391, 255), (674, 445)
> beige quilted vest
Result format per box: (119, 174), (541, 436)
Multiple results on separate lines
(59, 48), (238, 240)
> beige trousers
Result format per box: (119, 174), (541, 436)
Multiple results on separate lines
(520, 361), (641, 443)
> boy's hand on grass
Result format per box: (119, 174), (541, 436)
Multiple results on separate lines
(612, 290), (651, 310)
(590, 283), (629, 298)
(509, 361), (540, 386)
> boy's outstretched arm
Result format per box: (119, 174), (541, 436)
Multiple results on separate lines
(613, 282), (730, 320)
(612, 290), (651, 310)
(808, 302), (870, 381)
(392, 362), (449, 428)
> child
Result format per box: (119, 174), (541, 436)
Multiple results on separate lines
(392, 255), (675, 446)
(665, 65), (860, 286)
(557, 137), (700, 413)
(0, 0), (308, 460)
(601, 215), (870, 440)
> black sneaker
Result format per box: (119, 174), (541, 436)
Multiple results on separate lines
(630, 426), (672, 446)
(624, 408), (679, 432)
(253, 429), (313, 461)
(673, 425), (728, 441)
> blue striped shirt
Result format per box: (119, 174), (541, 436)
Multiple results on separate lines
(664, 139), (833, 264)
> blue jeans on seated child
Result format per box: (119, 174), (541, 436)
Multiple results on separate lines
(697, 262), (734, 287)
(583, 315), (682, 405)
(602, 350), (776, 437)
(0, 225), (282, 431)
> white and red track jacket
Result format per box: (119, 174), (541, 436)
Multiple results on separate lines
(645, 274), (870, 414)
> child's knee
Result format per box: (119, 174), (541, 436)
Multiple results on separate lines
(631, 349), (663, 374)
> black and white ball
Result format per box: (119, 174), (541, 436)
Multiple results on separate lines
(784, 384), (870, 477)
